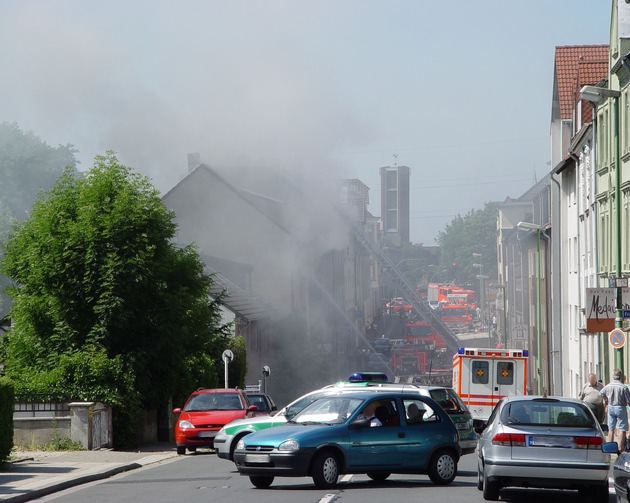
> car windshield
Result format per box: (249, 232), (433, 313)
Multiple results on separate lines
(501, 400), (595, 427)
(429, 388), (467, 414)
(284, 392), (328, 418)
(289, 396), (364, 425)
(184, 393), (243, 412)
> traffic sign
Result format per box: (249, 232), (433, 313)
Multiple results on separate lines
(624, 310), (630, 318)
(609, 328), (626, 349)
(222, 349), (234, 363)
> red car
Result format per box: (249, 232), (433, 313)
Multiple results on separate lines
(173, 388), (262, 455)
(386, 297), (413, 313)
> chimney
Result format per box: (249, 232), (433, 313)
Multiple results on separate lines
(188, 153), (201, 173)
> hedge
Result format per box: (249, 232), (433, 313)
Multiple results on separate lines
(0, 377), (14, 461)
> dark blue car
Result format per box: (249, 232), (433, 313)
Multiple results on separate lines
(233, 391), (461, 489)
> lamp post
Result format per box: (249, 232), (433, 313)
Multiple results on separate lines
(517, 221), (545, 394)
(580, 85), (624, 372)
(430, 269), (448, 283)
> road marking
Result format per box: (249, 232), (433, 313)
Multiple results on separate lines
(319, 494), (338, 503)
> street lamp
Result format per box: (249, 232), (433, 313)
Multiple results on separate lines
(517, 221), (544, 394)
(430, 269), (448, 283)
(580, 85), (624, 372)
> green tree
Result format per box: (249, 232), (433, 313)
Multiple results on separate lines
(397, 242), (440, 289)
(0, 123), (77, 317)
(0, 122), (77, 221)
(436, 202), (499, 288)
(1, 152), (231, 447)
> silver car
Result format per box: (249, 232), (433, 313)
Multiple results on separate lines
(476, 395), (617, 502)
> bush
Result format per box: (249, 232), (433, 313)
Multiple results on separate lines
(0, 377), (15, 461)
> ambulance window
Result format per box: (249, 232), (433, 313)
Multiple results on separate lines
(496, 362), (514, 385)
(472, 360), (489, 384)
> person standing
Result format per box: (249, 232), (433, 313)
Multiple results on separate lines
(579, 373), (605, 423)
(600, 368), (630, 452)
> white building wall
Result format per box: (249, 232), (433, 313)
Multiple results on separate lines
(564, 167), (582, 399)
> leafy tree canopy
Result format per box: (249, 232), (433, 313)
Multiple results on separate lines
(0, 122), (77, 220)
(1, 152), (231, 417)
(436, 202), (499, 289)
(0, 123), (78, 317)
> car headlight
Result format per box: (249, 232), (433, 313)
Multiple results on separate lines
(236, 439), (245, 450)
(178, 420), (194, 429)
(278, 439), (299, 451)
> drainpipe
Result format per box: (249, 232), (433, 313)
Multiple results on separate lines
(550, 169), (563, 395)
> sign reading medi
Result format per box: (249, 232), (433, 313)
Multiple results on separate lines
(586, 288), (630, 333)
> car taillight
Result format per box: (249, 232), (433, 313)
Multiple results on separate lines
(573, 436), (603, 449)
(492, 433), (526, 446)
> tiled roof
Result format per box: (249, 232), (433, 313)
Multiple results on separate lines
(554, 45), (609, 120)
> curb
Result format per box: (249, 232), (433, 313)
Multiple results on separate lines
(2, 462), (143, 503)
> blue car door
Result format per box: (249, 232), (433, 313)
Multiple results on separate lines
(399, 398), (449, 469)
(347, 398), (405, 469)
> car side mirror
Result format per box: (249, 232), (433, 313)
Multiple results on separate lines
(248, 405), (259, 412)
(172, 408), (182, 414)
(271, 405), (278, 411)
(600, 423), (609, 433)
(602, 441), (619, 454)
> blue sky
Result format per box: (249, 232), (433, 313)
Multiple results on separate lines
(0, 1), (612, 244)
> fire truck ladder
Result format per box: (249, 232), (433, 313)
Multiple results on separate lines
(351, 225), (461, 355)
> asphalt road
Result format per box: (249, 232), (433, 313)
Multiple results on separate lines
(35, 449), (614, 503)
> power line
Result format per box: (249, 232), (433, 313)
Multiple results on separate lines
(332, 137), (547, 156)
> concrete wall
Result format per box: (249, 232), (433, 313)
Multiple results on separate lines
(13, 402), (112, 450)
(13, 417), (71, 448)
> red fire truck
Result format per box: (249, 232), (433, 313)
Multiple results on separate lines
(427, 283), (475, 331)
(389, 320), (451, 382)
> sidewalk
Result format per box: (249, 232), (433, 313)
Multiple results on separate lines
(0, 444), (180, 502)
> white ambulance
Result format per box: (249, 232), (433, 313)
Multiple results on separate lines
(452, 347), (528, 420)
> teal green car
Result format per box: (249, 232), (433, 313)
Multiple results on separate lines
(215, 387), (365, 460)
(233, 391), (461, 489)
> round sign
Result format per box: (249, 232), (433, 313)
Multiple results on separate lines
(222, 349), (234, 362)
(609, 328), (626, 349)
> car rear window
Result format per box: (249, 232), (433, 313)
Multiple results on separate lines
(502, 400), (595, 427)
(428, 388), (468, 414)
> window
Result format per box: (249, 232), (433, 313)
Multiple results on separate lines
(472, 360), (489, 384)
(403, 399), (438, 424)
(496, 362), (514, 385)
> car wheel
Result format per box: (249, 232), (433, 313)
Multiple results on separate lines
(590, 483), (609, 503)
(249, 476), (274, 489)
(477, 465), (483, 491)
(428, 449), (457, 485)
(482, 467), (500, 501)
(311, 450), (339, 489)
(176, 446), (186, 455)
(367, 472), (390, 482)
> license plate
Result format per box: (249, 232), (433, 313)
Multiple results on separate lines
(245, 454), (270, 463)
(198, 431), (215, 438)
(529, 435), (573, 448)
